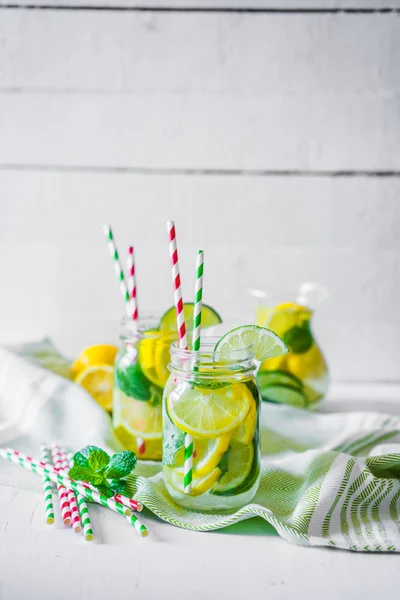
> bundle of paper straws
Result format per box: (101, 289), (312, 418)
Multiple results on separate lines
(0, 445), (148, 540)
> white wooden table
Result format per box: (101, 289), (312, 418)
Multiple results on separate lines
(1, 383), (400, 600)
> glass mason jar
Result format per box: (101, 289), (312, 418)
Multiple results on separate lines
(249, 283), (329, 409)
(113, 316), (176, 461)
(162, 339), (261, 511)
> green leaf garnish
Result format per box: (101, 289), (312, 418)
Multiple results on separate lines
(79, 445), (101, 460)
(73, 451), (90, 468)
(88, 448), (110, 472)
(69, 466), (104, 486)
(104, 451), (137, 479)
(110, 479), (129, 495)
(283, 320), (313, 354)
(71, 446), (137, 498)
(114, 361), (153, 401)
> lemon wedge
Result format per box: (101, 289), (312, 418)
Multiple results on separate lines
(171, 435), (231, 478)
(164, 466), (222, 496)
(75, 365), (114, 412)
(71, 344), (118, 378)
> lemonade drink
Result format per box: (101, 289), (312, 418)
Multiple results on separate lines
(163, 339), (261, 510)
(253, 287), (329, 408)
(113, 316), (171, 460)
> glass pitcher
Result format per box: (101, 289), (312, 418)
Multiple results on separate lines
(248, 283), (329, 409)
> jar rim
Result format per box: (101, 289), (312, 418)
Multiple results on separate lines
(120, 313), (163, 342)
(171, 337), (254, 360)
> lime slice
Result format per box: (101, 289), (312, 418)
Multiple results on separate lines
(257, 369), (302, 391)
(171, 435), (231, 478)
(262, 384), (307, 408)
(160, 303), (222, 333)
(164, 465), (222, 496)
(167, 383), (251, 438)
(214, 325), (288, 362)
(232, 396), (257, 445)
(212, 440), (254, 494)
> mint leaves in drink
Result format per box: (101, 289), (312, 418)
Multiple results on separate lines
(69, 446), (137, 498)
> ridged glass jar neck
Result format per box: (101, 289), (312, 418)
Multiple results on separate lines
(120, 314), (172, 345)
(169, 337), (256, 383)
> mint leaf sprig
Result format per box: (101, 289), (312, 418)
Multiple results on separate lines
(69, 446), (137, 498)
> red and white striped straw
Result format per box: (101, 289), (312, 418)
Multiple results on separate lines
(127, 246), (139, 322)
(51, 444), (71, 526)
(66, 451), (93, 541)
(167, 221), (188, 350)
(0, 448), (148, 536)
(57, 445), (82, 534)
(167, 221), (194, 495)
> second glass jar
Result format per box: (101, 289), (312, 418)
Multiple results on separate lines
(113, 316), (175, 460)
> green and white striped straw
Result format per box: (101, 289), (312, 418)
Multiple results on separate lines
(102, 225), (131, 318)
(67, 452), (93, 542)
(77, 495), (93, 541)
(192, 250), (204, 353)
(184, 250), (204, 495)
(40, 445), (55, 525)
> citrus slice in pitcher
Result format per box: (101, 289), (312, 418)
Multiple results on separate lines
(167, 383), (251, 439)
(257, 369), (302, 391)
(261, 384), (307, 408)
(214, 325), (288, 362)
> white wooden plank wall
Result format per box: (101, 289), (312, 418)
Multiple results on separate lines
(0, 2), (399, 383)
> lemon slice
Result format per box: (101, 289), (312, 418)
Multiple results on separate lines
(212, 440), (254, 494)
(75, 365), (114, 412)
(232, 397), (257, 445)
(154, 340), (172, 388)
(214, 325), (288, 362)
(167, 383), (251, 439)
(138, 330), (174, 389)
(172, 435), (231, 478)
(138, 330), (161, 387)
(258, 302), (311, 334)
(164, 466), (222, 496)
(113, 388), (163, 441)
(71, 344), (118, 378)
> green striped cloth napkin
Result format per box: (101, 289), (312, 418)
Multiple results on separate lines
(130, 404), (400, 552)
(1, 340), (400, 552)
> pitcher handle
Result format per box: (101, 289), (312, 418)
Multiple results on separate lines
(296, 282), (329, 309)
